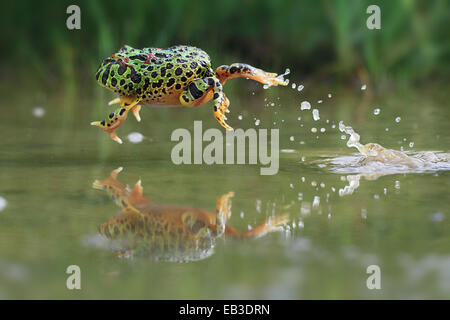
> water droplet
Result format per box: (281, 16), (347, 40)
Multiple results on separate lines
(297, 85), (304, 92)
(328, 93), (332, 98)
(395, 116), (401, 123)
(33, 107), (45, 118)
(409, 142), (414, 148)
(291, 83), (296, 89)
(311, 127), (317, 133)
(255, 119), (260, 126)
(289, 136), (294, 141)
(312, 196), (320, 208)
(318, 100), (323, 104)
(320, 128), (326, 133)
(361, 208), (367, 219)
(127, 132), (144, 144)
(373, 108), (380, 115)
(361, 84), (367, 90)
(300, 101), (311, 110)
(238, 115), (243, 120)
(0, 196), (7, 211)
(430, 212), (445, 222)
(312, 109), (320, 121)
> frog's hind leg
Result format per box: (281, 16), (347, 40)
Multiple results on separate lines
(215, 63), (288, 87)
(91, 96), (140, 144)
(225, 214), (289, 238)
(180, 77), (232, 130)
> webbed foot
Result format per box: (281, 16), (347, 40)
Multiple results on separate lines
(91, 106), (129, 144)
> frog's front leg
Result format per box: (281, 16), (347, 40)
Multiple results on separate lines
(108, 98), (142, 122)
(91, 96), (140, 144)
(180, 77), (233, 130)
(215, 63), (288, 87)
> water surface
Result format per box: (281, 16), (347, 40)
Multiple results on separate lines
(0, 82), (449, 299)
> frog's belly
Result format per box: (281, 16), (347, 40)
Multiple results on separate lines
(140, 91), (183, 106)
(140, 87), (214, 107)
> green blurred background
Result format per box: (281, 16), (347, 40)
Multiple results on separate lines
(2, 0), (449, 90)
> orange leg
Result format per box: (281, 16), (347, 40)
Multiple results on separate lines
(180, 77), (232, 130)
(91, 96), (140, 144)
(215, 63), (288, 87)
(225, 214), (289, 238)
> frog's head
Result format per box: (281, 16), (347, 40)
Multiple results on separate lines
(95, 57), (124, 92)
(96, 57), (147, 96)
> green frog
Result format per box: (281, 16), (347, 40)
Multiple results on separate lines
(92, 45), (287, 143)
(92, 167), (288, 262)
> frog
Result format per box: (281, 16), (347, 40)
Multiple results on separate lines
(92, 167), (288, 262)
(92, 45), (288, 143)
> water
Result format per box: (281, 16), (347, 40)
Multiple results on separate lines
(0, 83), (449, 299)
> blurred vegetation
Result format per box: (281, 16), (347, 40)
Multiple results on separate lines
(1, 0), (449, 87)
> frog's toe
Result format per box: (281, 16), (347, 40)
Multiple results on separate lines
(214, 108), (233, 131)
(222, 94), (230, 113)
(132, 105), (142, 122)
(264, 72), (289, 86)
(109, 131), (123, 144)
(108, 98), (121, 106)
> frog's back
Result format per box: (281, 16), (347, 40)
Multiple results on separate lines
(142, 45), (211, 63)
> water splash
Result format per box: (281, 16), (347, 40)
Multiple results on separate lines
(264, 68), (290, 89)
(326, 121), (450, 174)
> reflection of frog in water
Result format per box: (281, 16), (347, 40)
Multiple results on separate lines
(92, 168), (288, 262)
